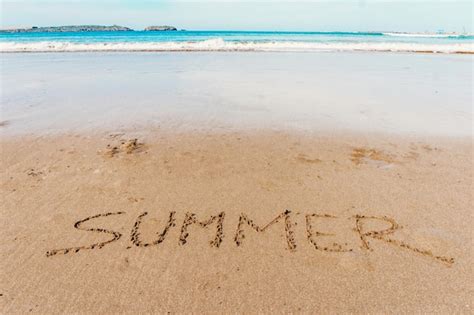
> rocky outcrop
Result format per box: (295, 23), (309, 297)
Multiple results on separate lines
(144, 26), (177, 31)
(0, 25), (133, 33)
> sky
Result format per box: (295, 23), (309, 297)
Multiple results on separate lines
(1, 0), (472, 33)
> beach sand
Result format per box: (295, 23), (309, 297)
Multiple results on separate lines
(1, 128), (472, 313)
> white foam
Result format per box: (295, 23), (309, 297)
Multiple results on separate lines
(1, 38), (473, 53)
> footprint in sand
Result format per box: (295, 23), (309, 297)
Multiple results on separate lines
(351, 143), (442, 168)
(410, 143), (441, 153)
(403, 151), (419, 160)
(421, 144), (441, 152)
(26, 168), (44, 177)
(350, 148), (396, 168)
(103, 138), (146, 158)
(296, 153), (322, 164)
(127, 196), (145, 203)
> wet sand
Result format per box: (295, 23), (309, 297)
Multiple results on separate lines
(2, 52), (472, 137)
(1, 128), (472, 313)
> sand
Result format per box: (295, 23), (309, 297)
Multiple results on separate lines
(0, 128), (472, 313)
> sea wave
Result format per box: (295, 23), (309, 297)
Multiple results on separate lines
(382, 32), (472, 38)
(1, 38), (472, 53)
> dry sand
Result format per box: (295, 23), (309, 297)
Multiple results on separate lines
(0, 128), (472, 313)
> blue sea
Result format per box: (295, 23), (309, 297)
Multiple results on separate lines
(1, 31), (472, 53)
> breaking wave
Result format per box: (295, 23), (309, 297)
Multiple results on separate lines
(1, 38), (472, 54)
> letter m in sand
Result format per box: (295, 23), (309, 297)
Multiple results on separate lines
(234, 210), (296, 250)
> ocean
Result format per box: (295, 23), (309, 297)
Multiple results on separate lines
(1, 30), (473, 53)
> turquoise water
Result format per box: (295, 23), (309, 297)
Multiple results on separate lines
(1, 30), (473, 42)
(1, 31), (472, 53)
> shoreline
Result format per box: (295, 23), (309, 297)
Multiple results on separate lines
(2, 48), (472, 54)
(2, 123), (473, 143)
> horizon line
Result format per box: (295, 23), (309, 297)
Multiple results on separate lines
(0, 25), (470, 35)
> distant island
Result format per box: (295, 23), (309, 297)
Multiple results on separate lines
(0, 25), (133, 33)
(0, 25), (179, 33)
(144, 26), (177, 31)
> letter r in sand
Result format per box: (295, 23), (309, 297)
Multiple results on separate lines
(353, 214), (454, 266)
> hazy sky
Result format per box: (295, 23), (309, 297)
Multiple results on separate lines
(1, 0), (472, 32)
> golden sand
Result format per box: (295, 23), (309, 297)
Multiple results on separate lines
(1, 129), (472, 313)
